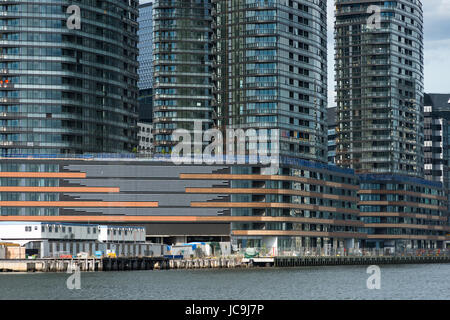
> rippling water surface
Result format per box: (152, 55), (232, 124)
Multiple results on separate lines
(0, 264), (448, 300)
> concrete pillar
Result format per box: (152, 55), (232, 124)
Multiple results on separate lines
(98, 259), (102, 271)
(323, 238), (329, 256)
(51, 243), (56, 257)
(333, 238), (338, 250)
(40, 240), (49, 258)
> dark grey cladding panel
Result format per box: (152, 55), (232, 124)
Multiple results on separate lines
(62, 193), (229, 205)
(63, 164), (229, 178)
(144, 223), (230, 236)
(60, 208), (228, 216)
(62, 179), (228, 191)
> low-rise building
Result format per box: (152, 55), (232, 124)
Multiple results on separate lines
(0, 222), (145, 244)
(0, 222), (150, 258)
(0, 156), (448, 254)
(358, 175), (448, 250)
(137, 122), (154, 155)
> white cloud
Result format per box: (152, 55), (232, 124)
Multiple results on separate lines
(424, 0), (450, 18)
(425, 39), (450, 93)
(424, 0), (450, 92)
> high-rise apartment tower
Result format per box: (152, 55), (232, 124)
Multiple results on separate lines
(335, 0), (424, 176)
(138, 2), (154, 124)
(0, 0), (140, 154)
(152, 0), (214, 154)
(213, 0), (328, 162)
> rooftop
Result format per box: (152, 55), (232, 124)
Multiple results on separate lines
(424, 93), (450, 111)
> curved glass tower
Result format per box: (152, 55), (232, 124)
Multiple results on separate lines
(0, 0), (139, 154)
(213, 0), (328, 162)
(335, 0), (424, 177)
(138, 2), (154, 92)
(152, 0), (214, 154)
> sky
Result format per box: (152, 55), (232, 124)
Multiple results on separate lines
(139, 0), (450, 106)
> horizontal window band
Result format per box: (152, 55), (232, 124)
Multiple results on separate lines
(0, 216), (361, 225)
(0, 172), (86, 178)
(359, 212), (447, 222)
(190, 201), (359, 214)
(363, 223), (450, 231)
(180, 174), (359, 190)
(358, 189), (446, 201)
(0, 201), (158, 207)
(231, 230), (367, 239)
(358, 201), (445, 211)
(185, 187), (358, 201)
(366, 234), (448, 241)
(0, 187), (119, 193)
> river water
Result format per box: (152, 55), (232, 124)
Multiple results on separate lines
(0, 264), (448, 300)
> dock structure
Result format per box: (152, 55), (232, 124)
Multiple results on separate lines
(273, 255), (450, 267)
(1, 255), (450, 272)
(0, 256), (243, 272)
(0, 257), (169, 272)
(101, 257), (170, 271)
(240, 254), (450, 267)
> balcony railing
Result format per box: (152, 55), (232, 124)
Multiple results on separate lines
(234, 247), (450, 258)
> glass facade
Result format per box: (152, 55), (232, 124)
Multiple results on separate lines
(327, 106), (336, 163)
(0, 156), (447, 250)
(423, 93), (450, 210)
(137, 3), (154, 125)
(138, 2), (153, 90)
(0, 0), (139, 154)
(230, 160), (364, 252)
(152, 0), (214, 154)
(358, 174), (447, 249)
(335, 0), (424, 177)
(138, 88), (153, 123)
(213, 0), (328, 162)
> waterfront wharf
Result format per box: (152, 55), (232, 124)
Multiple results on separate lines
(0, 256), (243, 272)
(0, 257), (169, 272)
(273, 255), (450, 267)
(1, 255), (449, 272)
